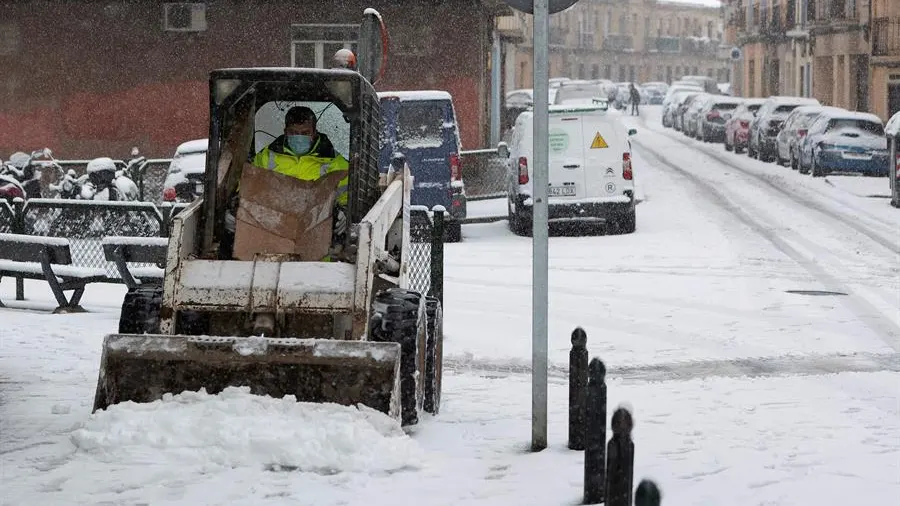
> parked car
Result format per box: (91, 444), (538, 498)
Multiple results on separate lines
(662, 82), (703, 108)
(554, 80), (609, 106)
(161, 138), (208, 203)
(639, 83), (665, 105)
(697, 96), (744, 142)
(662, 90), (699, 128)
(675, 92), (708, 132)
(679, 75), (719, 94)
(748, 96), (821, 162)
(724, 98), (766, 153)
(774, 105), (844, 168)
(797, 110), (889, 177)
(506, 102), (637, 235)
(378, 90), (466, 242)
(683, 94), (713, 138)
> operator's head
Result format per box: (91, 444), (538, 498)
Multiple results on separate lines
(283, 106), (318, 155)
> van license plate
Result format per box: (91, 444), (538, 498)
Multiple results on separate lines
(549, 186), (576, 197)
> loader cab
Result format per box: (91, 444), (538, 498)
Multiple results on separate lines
(202, 68), (383, 258)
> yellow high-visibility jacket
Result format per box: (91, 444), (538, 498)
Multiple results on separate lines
(252, 133), (349, 206)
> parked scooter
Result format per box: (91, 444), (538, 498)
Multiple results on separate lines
(81, 157), (140, 201)
(1, 150), (45, 200)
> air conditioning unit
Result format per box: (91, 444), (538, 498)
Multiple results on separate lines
(163, 3), (207, 32)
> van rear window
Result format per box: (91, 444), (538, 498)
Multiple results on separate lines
(713, 103), (739, 111)
(398, 102), (444, 149)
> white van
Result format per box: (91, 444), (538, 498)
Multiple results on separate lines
(506, 103), (637, 235)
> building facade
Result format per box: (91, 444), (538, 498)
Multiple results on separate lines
(0, 0), (506, 158)
(725, 0), (900, 121)
(502, 0), (729, 90)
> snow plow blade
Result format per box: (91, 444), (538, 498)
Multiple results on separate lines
(92, 334), (402, 420)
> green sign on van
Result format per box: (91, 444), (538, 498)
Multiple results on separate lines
(549, 129), (569, 153)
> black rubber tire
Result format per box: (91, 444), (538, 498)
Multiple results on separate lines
(444, 221), (462, 243)
(724, 138), (733, 151)
(620, 208), (637, 234)
(509, 205), (532, 237)
(811, 156), (825, 178)
(423, 296), (443, 415)
(118, 283), (163, 334)
(790, 152), (798, 170)
(369, 288), (426, 426)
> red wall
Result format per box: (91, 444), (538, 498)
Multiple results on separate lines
(0, 0), (491, 159)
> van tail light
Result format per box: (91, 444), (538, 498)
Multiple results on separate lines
(622, 152), (633, 180)
(740, 120), (749, 128)
(518, 156), (529, 184)
(797, 128), (808, 137)
(163, 187), (177, 202)
(706, 110), (720, 121)
(450, 153), (461, 181)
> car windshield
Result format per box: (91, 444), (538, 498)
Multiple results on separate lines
(397, 101), (445, 149)
(555, 85), (605, 103)
(254, 100), (350, 158)
(826, 118), (885, 136)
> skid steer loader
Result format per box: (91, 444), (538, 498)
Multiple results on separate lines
(91, 13), (443, 426)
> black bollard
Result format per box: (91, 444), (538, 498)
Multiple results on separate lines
(583, 357), (607, 504)
(605, 407), (635, 506)
(568, 327), (589, 451)
(635, 479), (662, 506)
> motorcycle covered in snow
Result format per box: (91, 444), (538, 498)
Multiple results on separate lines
(0, 150), (46, 201)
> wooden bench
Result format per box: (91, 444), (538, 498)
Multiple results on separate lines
(0, 233), (107, 313)
(101, 236), (168, 290)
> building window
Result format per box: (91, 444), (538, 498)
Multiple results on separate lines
(592, 64), (600, 79)
(162, 3), (207, 32)
(291, 24), (359, 68)
(604, 65), (612, 79)
(618, 15), (626, 34)
(748, 59), (756, 96)
(0, 22), (20, 55)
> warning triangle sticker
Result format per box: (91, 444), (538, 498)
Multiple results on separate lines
(590, 132), (608, 149)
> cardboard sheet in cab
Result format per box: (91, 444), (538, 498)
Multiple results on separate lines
(233, 163), (347, 261)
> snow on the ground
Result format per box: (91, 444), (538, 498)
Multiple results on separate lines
(825, 175), (893, 199)
(2, 105), (899, 505)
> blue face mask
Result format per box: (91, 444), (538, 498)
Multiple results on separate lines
(286, 134), (313, 154)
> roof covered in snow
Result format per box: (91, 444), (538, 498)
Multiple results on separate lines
(174, 139), (208, 156)
(377, 90), (453, 102)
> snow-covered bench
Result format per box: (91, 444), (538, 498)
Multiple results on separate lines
(101, 236), (168, 290)
(0, 233), (107, 313)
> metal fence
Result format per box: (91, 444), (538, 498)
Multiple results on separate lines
(1, 199), (186, 280)
(460, 148), (508, 201)
(1, 199), (442, 303)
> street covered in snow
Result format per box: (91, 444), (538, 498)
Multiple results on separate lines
(2, 106), (898, 505)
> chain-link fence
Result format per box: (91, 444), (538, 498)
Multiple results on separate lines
(2, 199), (184, 280)
(460, 148), (509, 201)
(406, 207), (444, 303)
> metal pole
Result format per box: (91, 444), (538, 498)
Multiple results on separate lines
(490, 30), (502, 146)
(531, 0), (550, 452)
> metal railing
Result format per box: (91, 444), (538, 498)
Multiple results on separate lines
(460, 147), (509, 201)
(873, 17), (900, 57)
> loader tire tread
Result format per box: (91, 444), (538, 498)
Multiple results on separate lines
(370, 288), (427, 426)
(424, 296), (443, 415)
(118, 284), (163, 335)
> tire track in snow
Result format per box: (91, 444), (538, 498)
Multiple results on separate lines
(444, 352), (900, 382)
(633, 138), (900, 353)
(641, 118), (899, 255)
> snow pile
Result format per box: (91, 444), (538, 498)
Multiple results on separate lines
(71, 386), (423, 474)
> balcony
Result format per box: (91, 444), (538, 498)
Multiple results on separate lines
(495, 15), (525, 42)
(603, 34), (634, 52)
(872, 17), (900, 58)
(809, 1), (862, 35)
(646, 36), (680, 53)
(682, 36), (718, 55)
(578, 33), (595, 50)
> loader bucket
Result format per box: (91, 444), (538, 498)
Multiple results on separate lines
(92, 334), (402, 420)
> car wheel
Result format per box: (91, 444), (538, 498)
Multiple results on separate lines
(118, 283), (162, 334)
(725, 136), (733, 151)
(443, 221), (462, 243)
(619, 208), (636, 234)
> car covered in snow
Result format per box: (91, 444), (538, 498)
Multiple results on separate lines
(506, 102), (637, 235)
(774, 105), (845, 169)
(662, 90), (701, 128)
(161, 138), (208, 203)
(724, 98), (766, 153)
(695, 96), (744, 142)
(796, 110), (889, 177)
(378, 90), (466, 242)
(553, 80), (610, 106)
(748, 96), (821, 162)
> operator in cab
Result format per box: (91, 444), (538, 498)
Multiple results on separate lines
(252, 106), (351, 238)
